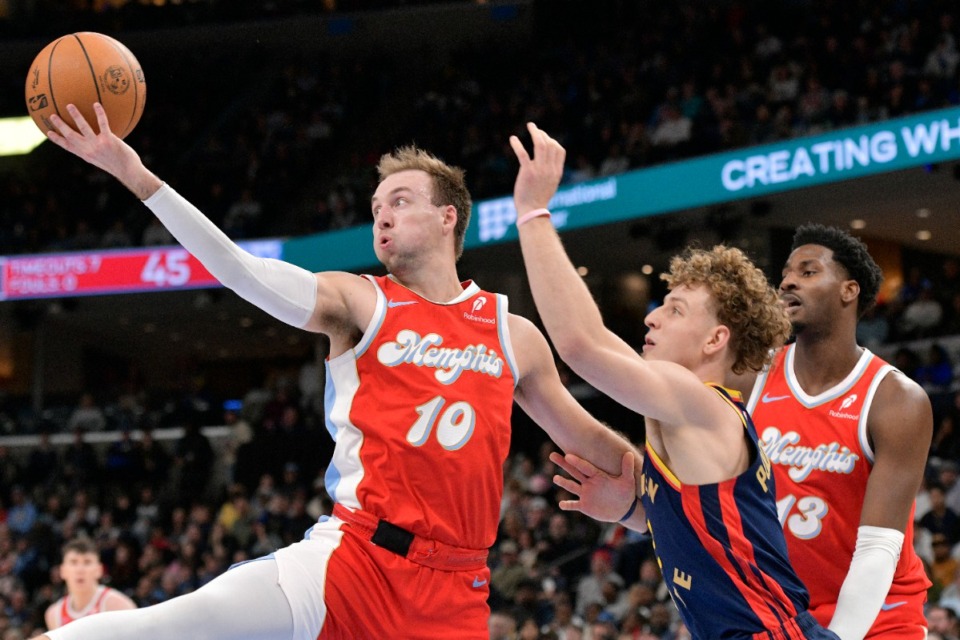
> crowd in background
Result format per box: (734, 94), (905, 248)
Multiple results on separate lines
(4, 0), (960, 638)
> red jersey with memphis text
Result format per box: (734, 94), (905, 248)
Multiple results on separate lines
(747, 345), (929, 636)
(317, 275), (517, 550)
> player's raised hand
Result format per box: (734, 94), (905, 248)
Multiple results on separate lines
(47, 102), (159, 199)
(47, 103), (141, 180)
(509, 122), (566, 217)
(550, 450), (639, 523)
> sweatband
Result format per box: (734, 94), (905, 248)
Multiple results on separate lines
(619, 496), (640, 523)
(827, 525), (904, 640)
(143, 184), (317, 329)
(516, 208), (551, 227)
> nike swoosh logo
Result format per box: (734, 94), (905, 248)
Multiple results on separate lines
(761, 393), (792, 403)
(386, 299), (418, 308)
(880, 601), (907, 611)
(472, 577), (487, 588)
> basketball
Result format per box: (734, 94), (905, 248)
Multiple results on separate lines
(25, 32), (146, 139)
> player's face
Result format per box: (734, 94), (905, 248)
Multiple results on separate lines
(60, 551), (104, 592)
(779, 244), (851, 333)
(642, 284), (721, 368)
(371, 170), (454, 272)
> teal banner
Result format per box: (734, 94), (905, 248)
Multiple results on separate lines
(284, 106), (960, 271)
(468, 106), (960, 248)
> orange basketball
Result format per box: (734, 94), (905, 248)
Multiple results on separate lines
(25, 32), (146, 139)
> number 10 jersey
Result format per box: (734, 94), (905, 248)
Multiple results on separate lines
(322, 275), (518, 552)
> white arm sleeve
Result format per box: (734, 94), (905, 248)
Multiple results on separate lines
(143, 184), (317, 329)
(827, 525), (904, 640)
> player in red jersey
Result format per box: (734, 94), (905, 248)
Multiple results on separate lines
(743, 224), (932, 639)
(36, 104), (636, 640)
(44, 539), (137, 631)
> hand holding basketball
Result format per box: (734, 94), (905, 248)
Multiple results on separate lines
(25, 32), (146, 139)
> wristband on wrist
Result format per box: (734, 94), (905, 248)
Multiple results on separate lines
(516, 208), (551, 227)
(619, 496), (640, 523)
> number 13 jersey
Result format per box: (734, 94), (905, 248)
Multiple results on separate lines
(322, 275), (518, 551)
(747, 345), (929, 630)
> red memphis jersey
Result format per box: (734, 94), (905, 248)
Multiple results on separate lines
(51, 586), (113, 628)
(747, 345), (930, 630)
(318, 275), (517, 550)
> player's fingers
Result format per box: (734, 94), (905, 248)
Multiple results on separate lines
(47, 113), (75, 139)
(621, 451), (636, 476)
(549, 452), (587, 482)
(93, 102), (111, 134)
(552, 474), (582, 496)
(65, 104), (95, 136)
(45, 128), (68, 148)
(527, 122), (546, 155)
(563, 452), (601, 478)
(557, 500), (581, 512)
(509, 135), (530, 164)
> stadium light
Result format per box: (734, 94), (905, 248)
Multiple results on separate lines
(0, 117), (47, 156)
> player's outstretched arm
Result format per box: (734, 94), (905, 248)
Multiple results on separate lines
(510, 123), (724, 427)
(828, 371), (932, 640)
(47, 103), (364, 334)
(511, 315), (639, 478)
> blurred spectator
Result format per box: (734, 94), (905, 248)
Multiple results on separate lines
(22, 432), (59, 489)
(575, 548), (623, 616)
(928, 604), (960, 640)
(856, 303), (890, 349)
(140, 217), (174, 246)
(491, 539), (526, 604)
(488, 610), (517, 640)
(67, 394), (106, 432)
(917, 344), (955, 394)
(931, 532), (959, 596)
(62, 429), (101, 489)
(900, 285), (945, 339)
(920, 484), (960, 544)
(5, 489), (36, 539)
(137, 429), (171, 490)
(172, 417), (215, 505)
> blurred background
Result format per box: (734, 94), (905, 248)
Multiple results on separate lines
(2, 1), (960, 638)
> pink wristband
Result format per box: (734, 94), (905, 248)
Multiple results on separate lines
(516, 208), (551, 227)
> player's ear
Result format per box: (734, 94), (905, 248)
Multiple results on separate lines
(704, 324), (731, 356)
(442, 204), (457, 232)
(840, 279), (860, 306)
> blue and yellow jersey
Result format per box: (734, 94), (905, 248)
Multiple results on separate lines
(640, 384), (813, 639)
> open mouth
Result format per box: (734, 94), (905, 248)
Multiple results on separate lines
(781, 294), (801, 310)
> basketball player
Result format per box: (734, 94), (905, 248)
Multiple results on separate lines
(44, 539), (137, 630)
(510, 123), (838, 639)
(743, 225), (932, 639)
(37, 103), (637, 640)
(535, 216), (933, 638)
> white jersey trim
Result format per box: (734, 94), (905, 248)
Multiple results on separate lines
(385, 274), (481, 305)
(857, 363), (896, 465)
(496, 294), (520, 388)
(355, 275), (387, 358)
(785, 345), (874, 408)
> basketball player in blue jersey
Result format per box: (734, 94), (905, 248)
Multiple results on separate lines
(510, 123), (839, 640)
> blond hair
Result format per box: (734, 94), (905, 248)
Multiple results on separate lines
(662, 245), (790, 374)
(377, 146), (471, 260)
